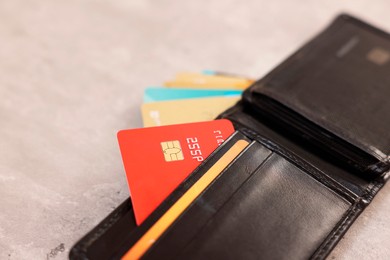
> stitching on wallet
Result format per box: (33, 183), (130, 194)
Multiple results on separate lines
(361, 179), (384, 203)
(239, 127), (356, 202)
(313, 202), (362, 259)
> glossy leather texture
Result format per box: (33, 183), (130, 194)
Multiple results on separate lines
(177, 154), (351, 260)
(244, 14), (390, 176)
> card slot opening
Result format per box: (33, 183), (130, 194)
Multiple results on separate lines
(111, 132), (251, 259)
(121, 138), (251, 260)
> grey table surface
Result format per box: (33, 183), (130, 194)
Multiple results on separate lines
(1, 0), (389, 259)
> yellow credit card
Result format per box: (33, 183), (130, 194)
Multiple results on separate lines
(121, 139), (250, 260)
(164, 72), (254, 89)
(141, 96), (240, 127)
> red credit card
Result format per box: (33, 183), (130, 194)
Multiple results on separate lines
(117, 119), (235, 225)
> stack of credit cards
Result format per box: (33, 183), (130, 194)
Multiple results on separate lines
(118, 71), (253, 225)
(141, 71), (253, 127)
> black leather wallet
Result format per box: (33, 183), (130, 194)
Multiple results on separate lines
(70, 14), (390, 259)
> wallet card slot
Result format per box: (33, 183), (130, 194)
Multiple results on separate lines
(143, 141), (272, 259)
(115, 132), (252, 259)
(71, 132), (251, 260)
(176, 153), (352, 260)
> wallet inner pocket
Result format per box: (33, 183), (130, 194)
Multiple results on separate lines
(139, 139), (354, 260)
(174, 153), (352, 260)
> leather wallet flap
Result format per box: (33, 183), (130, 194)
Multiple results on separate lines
(243, 14), (390, 176)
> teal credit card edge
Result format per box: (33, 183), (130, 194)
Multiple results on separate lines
(144, 87), (242, 102)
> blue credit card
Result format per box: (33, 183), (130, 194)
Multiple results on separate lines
(202, 70), (251, 79)
(202, 70), (218, 75)
(144, 87), (242, 102)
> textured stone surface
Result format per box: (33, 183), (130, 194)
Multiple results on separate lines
(0, 1), (389, 259)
